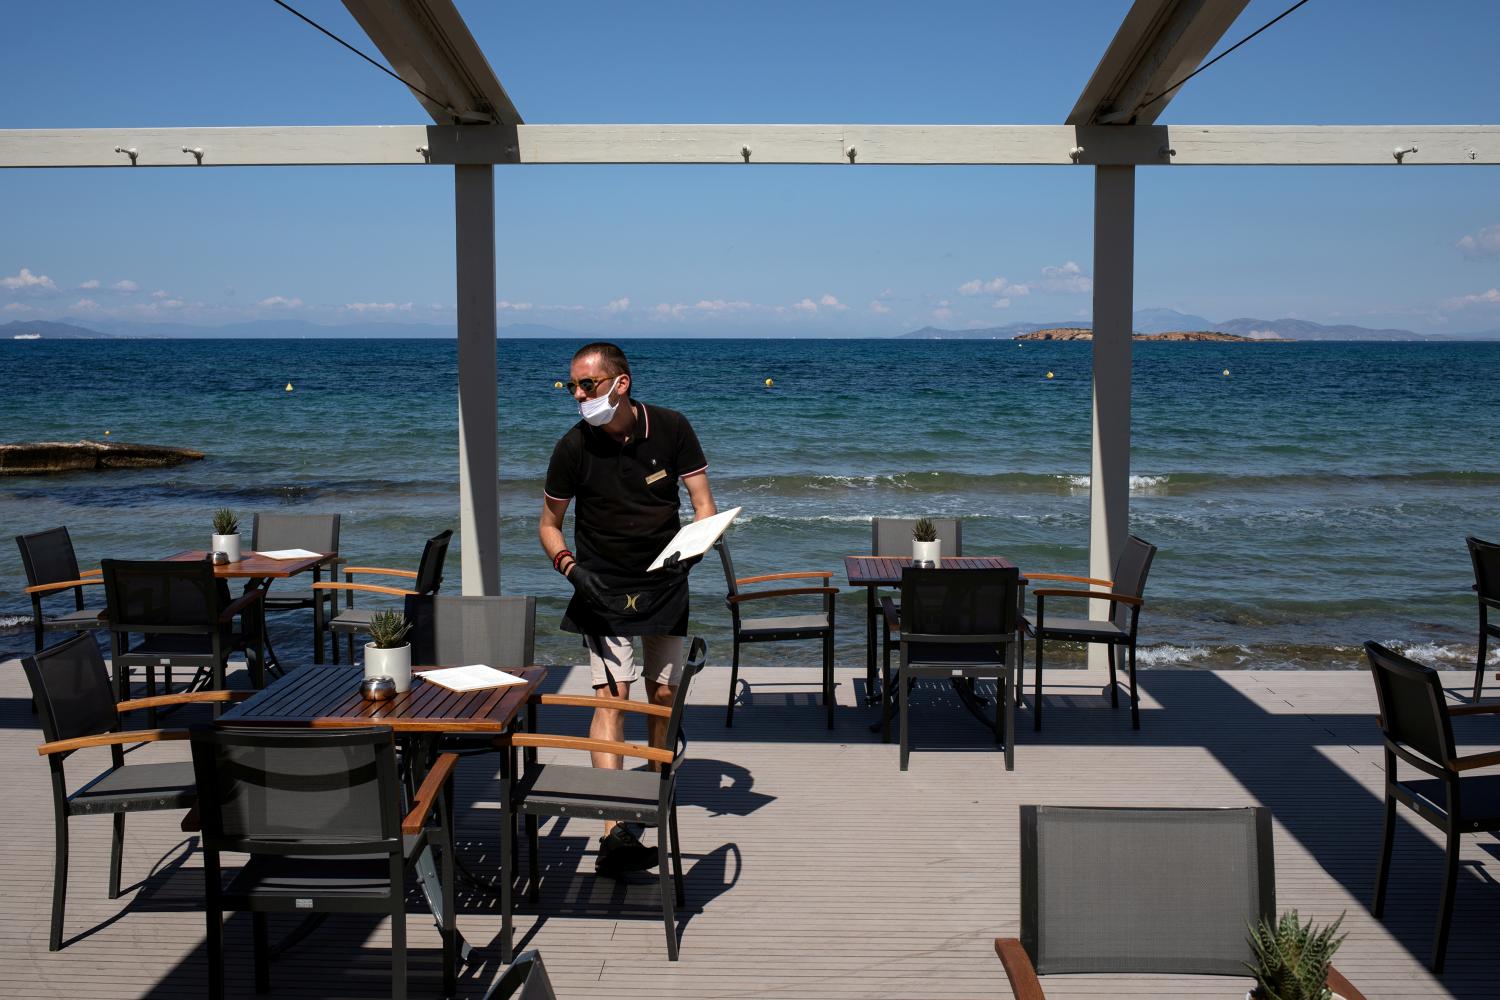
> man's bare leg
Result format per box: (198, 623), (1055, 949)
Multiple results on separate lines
(591, 679), (631, 834)
(646, 679), (675, 769)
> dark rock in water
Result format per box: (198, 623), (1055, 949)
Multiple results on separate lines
(0, 440), (205, 475)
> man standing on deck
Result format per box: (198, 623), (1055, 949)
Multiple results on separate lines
(538, 342), (716, 876)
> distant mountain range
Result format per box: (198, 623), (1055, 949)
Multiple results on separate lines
(902, 309), (1497, 341)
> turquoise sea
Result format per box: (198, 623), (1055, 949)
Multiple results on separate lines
(2, 337), (1498, 673)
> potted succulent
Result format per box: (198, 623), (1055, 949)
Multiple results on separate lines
(364, 609), (413, 692)
(211, 508), (242, 563)
(1245, 910), (1347, 1000)
(911, 517), (941, 567)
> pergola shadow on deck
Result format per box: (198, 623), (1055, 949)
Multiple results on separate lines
(2, 656), (1495, 999)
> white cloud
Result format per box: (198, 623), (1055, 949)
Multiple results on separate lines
(791, 298), (819, 312)
(111, 279), (139, 293)
(345, 301), (414, 313)
(932, 300), (953, 321)
(495, 300), (533, 311)
(258, 296), (303, 308)
(70, 298), (100, 311)
(429, 303), (447, 312)
(1040, 261), (1093, 294)
(1457, 224), (1500, 259)
(1, 267), (57, 290)
(818, 293), (849, 310)
(161, 298), (184, 309)
(605, 296), (631, 313)
(869, 300), (892, 314)
(1444, 288), (1500, 308)
(79, 279), (100, 289)
(3, 302), (31, 312)
(958, 276), (1028, 297)
(991, 297), (1012, 309)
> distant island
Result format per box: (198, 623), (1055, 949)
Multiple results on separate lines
(1015, 327), (1286, 342)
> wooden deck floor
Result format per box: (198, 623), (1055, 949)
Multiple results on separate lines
(2, 654), (1497, 999)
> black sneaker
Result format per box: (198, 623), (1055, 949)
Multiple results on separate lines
(596, 823), (658, 876)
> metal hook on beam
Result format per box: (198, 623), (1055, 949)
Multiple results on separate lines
(113, 146), (138, 166)
(181, 147), (204, 165)
(846, 146), (857, 164)
(1068, 146), (1085, 163)
(741, 146), (751, 163)
(416, 146), (431, 163)
(1393, 145), (1418, 163)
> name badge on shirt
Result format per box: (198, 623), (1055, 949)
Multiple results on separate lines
(644, 469), (667, 485)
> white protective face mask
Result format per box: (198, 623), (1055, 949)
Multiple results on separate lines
(578, 376), (621, 426)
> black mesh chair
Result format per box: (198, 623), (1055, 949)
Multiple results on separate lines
(189, 725), (459, 1000)
(871, 517), (963, 699)
(994, 805), (1366, 999)
(17, 526), (105, 652)
(1467, 535), (1500, 700)
(22, 633), (250, 951)
(890, 566), (1022, 770)
(1365, 641), (1500, 973)
(482, 950), (557, 1000)
(1026, 535), (1156, 731)
(316, 528), (453, 664)
(716, 537), (838, 728)
(102, 558), (265, 724)
(406, 594), (536, 669)
(499, 637), (708, 962)
(248, 512), (341, 664)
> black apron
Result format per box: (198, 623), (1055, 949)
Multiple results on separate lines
(560, 565), (689, 638)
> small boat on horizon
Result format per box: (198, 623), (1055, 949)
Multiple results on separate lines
(12, 334), (41, 340)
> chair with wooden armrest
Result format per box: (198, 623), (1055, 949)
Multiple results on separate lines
(1466, 535), (1500, 700)
(248, 512), (341, 664)
(1025, 534), (1156, 731)
(21, 634), (250, 951)
(496, 637), (707, 962)
(102, 558), (266, 724)
(716, 536), (839, 729)
(994, 805), (1367, 999)
(1365, 640), (1500, 973)
(315, 528), (452, 665)
(17, 526), (105, 653)
(188, 725), (458, 1000)
(482, 949), (557, 1000)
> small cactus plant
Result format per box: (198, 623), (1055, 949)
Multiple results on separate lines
(368, 610), (412, 650)
(912, 517), (938, 543)
(1246, 910), (1346, 1000)
(212, 508), (239, 535)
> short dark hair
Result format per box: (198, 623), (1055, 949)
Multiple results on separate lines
(573, 342), (631, 378)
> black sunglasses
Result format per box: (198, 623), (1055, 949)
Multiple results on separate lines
(563, 375), (617, 395)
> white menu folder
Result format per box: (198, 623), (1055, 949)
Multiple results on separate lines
(646, 506), (743, 572)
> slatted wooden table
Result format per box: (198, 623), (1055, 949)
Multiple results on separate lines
(218, 663), (546, 733)
(845, 555), (1021, 699)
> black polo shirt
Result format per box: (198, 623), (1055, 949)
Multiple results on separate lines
(544, 401), (708, 576)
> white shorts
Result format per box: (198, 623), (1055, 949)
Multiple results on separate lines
(585, 634), (684, 690)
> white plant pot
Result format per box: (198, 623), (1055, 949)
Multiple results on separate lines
(364, 642), (412, 693)
(212, 533), (242, 563)
(912, 539), (942, 567)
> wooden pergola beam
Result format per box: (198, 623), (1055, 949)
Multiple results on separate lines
(3, 124), (1497, 168)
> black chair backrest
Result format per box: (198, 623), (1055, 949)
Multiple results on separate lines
(662, 638), (708, 766)
(872, 517), (962, 557)
(21, 633), (120, 757)
(414, 529), (455, 595)
(17, 526), (83, 589)
(189, 726), (402, 856)
(1110, 535), (1157, 625)
(1364, 640), (1456, 770)
(483, 950), (557, 1000)
(101, 558), (222, 634)
(713, 537), (744, 627)
(1470, 535), (1500, 604)
(250, 512), (341, 555)
(899, 566), (1020, 642)
(405, 595), (536, 668)
(1020, 805), (1274, 977)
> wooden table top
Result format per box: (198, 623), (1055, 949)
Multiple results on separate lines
(219, 664), (546, 733)
(165, 549), (329, 579)
(844, 555), (1018, 586)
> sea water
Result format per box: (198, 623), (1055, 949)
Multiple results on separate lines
(2, 337), (1497, 672)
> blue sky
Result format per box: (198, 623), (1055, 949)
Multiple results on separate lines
(3, 0), (1499, 336)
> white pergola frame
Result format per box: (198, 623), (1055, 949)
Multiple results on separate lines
(5, 1), (1496, 644)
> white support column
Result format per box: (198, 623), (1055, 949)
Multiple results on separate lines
(454, 164), (501, 595)
(1088, 165), (1135, 665)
